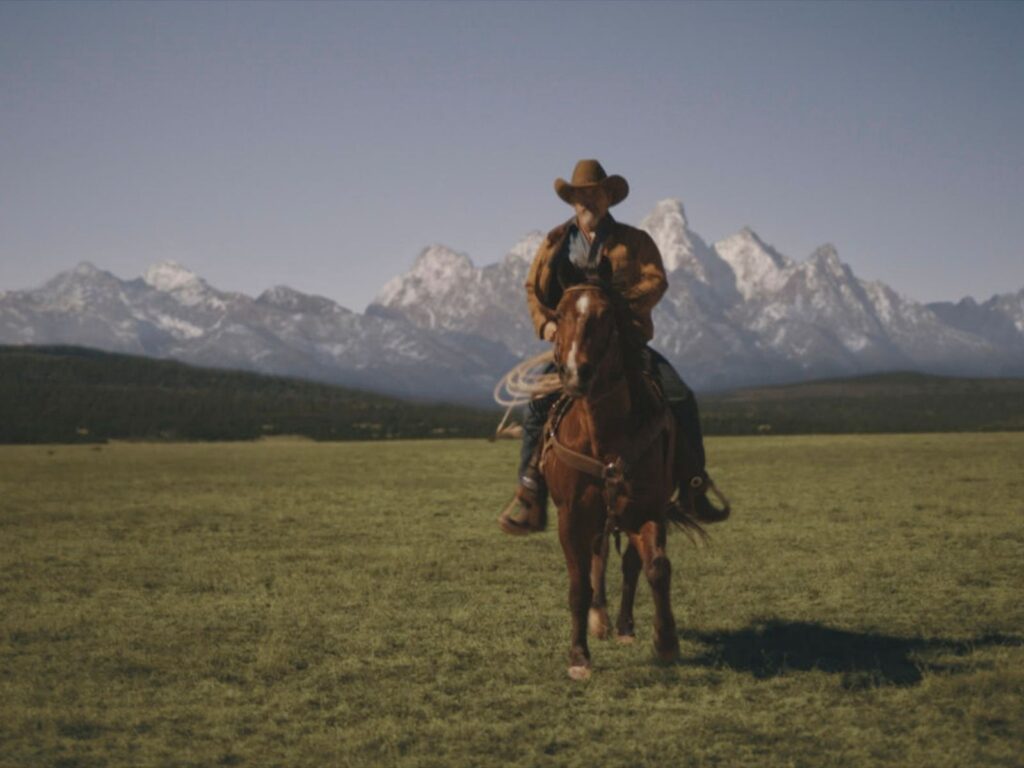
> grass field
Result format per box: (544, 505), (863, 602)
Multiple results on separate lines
(1, 434), (1022, 767)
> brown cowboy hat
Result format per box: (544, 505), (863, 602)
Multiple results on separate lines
(554, 159), (629, 207)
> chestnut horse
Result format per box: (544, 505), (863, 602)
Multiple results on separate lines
(540, 281), (703, 680)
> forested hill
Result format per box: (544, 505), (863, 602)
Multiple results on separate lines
(0, 344), (499, 443)
(700, 371), (1024, 435)
(2, 344), (1023, 444)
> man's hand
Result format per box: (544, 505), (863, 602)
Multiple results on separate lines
(543, 321), (557, 342)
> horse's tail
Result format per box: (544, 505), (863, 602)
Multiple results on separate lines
(665, 500), (711, 547)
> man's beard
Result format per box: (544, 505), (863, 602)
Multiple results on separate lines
(577, 207), (602, 232)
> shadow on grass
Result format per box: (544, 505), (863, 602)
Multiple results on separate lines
(679, 620), (1023, 688)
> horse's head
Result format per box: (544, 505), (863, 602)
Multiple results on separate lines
(552, 281), (622, 398)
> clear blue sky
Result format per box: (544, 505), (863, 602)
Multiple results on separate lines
(2, 0), (1021, 310)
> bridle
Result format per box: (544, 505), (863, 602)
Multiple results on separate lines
(552, 284), (621, 396)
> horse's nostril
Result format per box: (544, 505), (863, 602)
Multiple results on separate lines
(577, 363), (593, 382)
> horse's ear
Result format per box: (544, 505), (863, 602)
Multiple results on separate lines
(596, 255), (613, 286)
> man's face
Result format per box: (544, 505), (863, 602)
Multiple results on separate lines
(573, 187), (610, 231)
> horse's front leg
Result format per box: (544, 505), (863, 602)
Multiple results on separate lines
(559, 506), (595, 680)
(630, 519), (680, 662)
(588, 527), (611, 640)
(615, 540), (641, 643)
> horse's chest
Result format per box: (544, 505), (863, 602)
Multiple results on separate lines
(543, 418), (667, 518)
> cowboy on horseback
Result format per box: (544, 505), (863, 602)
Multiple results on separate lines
(499, 158), (726, 535)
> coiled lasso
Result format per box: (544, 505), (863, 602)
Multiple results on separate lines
(491, 349), (562, 439)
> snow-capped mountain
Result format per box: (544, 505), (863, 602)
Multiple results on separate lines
(371, 198), (1021, 390)
(369, 233), (547, 358)
(641, 199), (740, 302)
(713, 226), (795, 301)
(928, 289), (1024, 360)
(0, 260), (514, 403)
(720, 240), (1000, 379)
(2, 198), (1022, 404)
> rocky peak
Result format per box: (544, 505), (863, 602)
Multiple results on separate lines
(810, 243), (840, 262)
(808, 244), (849, 281)
(988, 288), (1024, 333)
(256, 285), (345, 315)
(737, 226), (784, 256)
(502, 231), (544, 266)
(72, 260), (103, 276)
(143, 260), (201, 292)
(646, 198), (690, 228)
(42, 261), (119, 287)
(141, 259), (228, 310)
(42, 261), (120, 290)
(640, 198), (742, 304)
(33, 261), (126, 312)
(258, 285), (304, 303)
(374, 245), (475, 308)
(714, 227), (793, 300)
(413, 244), (473, 273)
(640, 198), (698, 274)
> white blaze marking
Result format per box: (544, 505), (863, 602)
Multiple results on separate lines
(566, 340), (578, 384)
(576, 293), (590, 318)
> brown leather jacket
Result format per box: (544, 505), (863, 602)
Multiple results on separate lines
(525, 213), (668, 343)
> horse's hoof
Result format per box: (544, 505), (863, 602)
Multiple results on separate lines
(615, 632), (636, 645)
(588, 608), (611, 640)
(655, 642), (680, 664)
(568, 665), (592, 681)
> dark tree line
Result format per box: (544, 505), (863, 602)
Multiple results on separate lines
(0, 345), (499, 443)
(2, 345), (1022, 444)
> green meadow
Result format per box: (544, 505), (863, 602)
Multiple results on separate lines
(1, 434), (1022, 767)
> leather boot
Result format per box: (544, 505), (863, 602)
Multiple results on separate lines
(677, 469), (730, 524)
(498, 444), (548, 535)
(669, 400), (730, 525)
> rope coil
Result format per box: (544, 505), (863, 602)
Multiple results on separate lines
(491, 349), (561, 439)
(492, 349), (560, 407)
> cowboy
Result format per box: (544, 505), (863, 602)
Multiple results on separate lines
(498, 158), (721, 535)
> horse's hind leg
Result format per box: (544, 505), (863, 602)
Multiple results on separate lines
(588, 531), (611, 640)
(632, 520), (680, 662)
(615, 540), (641, 643)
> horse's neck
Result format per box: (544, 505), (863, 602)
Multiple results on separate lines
(579, 359), (631, 457)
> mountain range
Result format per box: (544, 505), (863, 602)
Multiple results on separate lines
(2, 198), (1022, 403)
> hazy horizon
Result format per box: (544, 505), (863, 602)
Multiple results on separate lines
(2, 0), (1022, 311)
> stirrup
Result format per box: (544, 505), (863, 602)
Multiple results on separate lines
(669, 476), (731, 525)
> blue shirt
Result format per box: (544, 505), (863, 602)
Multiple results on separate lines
(565, 213), (613, 271)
